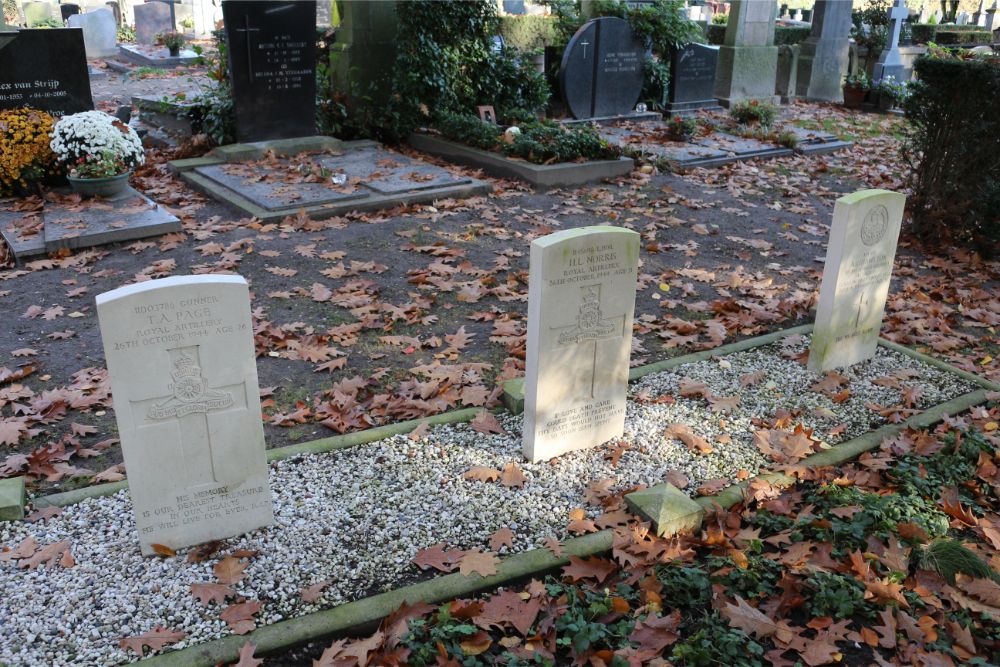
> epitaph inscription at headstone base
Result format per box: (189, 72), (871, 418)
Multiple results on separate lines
(559, 17), (646, 120)
(133, 1), (174, 44)
(0, 28), (94, 115)
(808, 189), (906, 372)
(222, 0), (317, 143)
(97, 275), (274, 555)
(523, 227), (639, 462)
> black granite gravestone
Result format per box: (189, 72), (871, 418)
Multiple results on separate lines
(0, 28), (93, 116)
(558, 17), (646, 120)
(222, 0), (316, 143)
(60, 3), (81, 21)
(665, 42), (721, 113)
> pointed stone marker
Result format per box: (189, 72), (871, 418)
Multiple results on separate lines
(97, 275), (274, 555)
(625, 483), (705, 537)
(522, 226), (639, 462)
(808, 189), (906, 372)
(0, 476), (26, 521)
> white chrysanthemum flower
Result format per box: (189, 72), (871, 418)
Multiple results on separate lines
(49, 110), (146, 171)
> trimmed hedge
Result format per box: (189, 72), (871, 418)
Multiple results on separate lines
(499, 15), (559, 52)
(705, 24), (810, 46)
(911, 23), (995, 46)
(903, 55), (1000, 255)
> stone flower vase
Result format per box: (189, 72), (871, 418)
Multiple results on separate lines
(67, 172), (130, 198)
(842, 86), (868, 108)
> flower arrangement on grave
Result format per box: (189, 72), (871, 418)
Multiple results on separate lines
(874, 75), (908, 110)
(49, 110), (145, 197)
(842, 71), (872, 107)
(0, 108), (58, 196)
(663, 114), (698, 142)
(729, 99), (778, 127)
(156, 30), (186, 56)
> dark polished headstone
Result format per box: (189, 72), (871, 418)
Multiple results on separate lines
(60, 3), (81, 21)
(559, 17), (646, 120)
(0, 28), (93, 116)
(666, 42), (721, 113)
(222, 0), (316, 143)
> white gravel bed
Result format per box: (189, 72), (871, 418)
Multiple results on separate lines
(0, 337), (975, 665)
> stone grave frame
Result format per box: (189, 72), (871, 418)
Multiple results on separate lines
(7, 322), (996, 664)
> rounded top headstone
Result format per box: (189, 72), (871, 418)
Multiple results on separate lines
(559, 17), (646, 120)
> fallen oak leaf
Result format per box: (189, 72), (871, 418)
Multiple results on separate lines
(562, 555), (617, 584)
(629, 609), (682, 653)
(720, 596), (779, 638)
(151, 543), (177, 558)
(190, 582), (234, 606)
(118, 626), (187, 657)
(299, 579), (332, 604)
(412, 542), (462, 572)
(488, 527), (515, 551)
(213, 555), (248, 585)
(470, 410), (505, 434)
(459, 550), (499, 577)
(220, 599), (262, 635)
(233, 640), (263, 667)
(464, 465), (502, 483)
(500, 462), (527, 488)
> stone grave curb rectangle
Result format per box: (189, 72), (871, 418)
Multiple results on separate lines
(561, 111), (663, 126)
(795, 140), (853, 156)
(131, 326), (997, 666)
(30, 407), (485, 510)
(177, 169), (492, 224)
(118, 45), (199, 67)
(408, 133), (635, 188)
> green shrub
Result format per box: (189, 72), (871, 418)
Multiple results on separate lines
(706, 24), (810, 46)
(434, 111), (622, 164)
(670, 612), (765, 667)
(117, 24), (135, 43)
(912, 23), (995, 45)
(499, 14), (559, 51)
(903, 52), (1000, 256)
(30, 16), (62, 28)
(776, 129), (799, 149)
(804, 571), (873, 620)
(711, 13), (728, 25)
(729, 99), (778, 126)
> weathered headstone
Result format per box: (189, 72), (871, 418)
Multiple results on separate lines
(523, 226), (639, 462)
(0, 28), (94, 115)
(222, 0), (316, 142)
(666, 42), (721, 113)
(134, 0), (172, 44)
(874, 0), (910, 82)
(988, 2), (999, 31)
(21, 1), (53, 26)
(97, 275), (274, 555)
(714, 0), (780, 106)
(796, 0), (853, 103)
(67, 8), (117, 57)
(559, 17), (646, 120)
(808, 189), (906, 372)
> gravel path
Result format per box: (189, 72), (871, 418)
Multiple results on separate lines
(0, 339), (975, 665)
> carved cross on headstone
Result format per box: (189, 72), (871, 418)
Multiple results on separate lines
(580, 39), (590, 59)
(550, 285), (626, 399)
(887, 0), (908, 51)
(129, 346), (249, 487)
(233, 15), (260, 78)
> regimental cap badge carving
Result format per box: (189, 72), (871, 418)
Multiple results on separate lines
(861, 204), (889, 246)
(558, 285), (618, 345)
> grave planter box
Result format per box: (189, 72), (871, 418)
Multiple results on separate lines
(408, 133), (635, 188)
(118, 44), (200, 68)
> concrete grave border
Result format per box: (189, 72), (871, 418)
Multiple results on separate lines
(408, 133), (635, 188)
(3, 325), (996, 666)
(170, 136), (493, 224)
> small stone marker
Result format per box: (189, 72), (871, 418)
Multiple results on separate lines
(523, 226), (639, 462)
(133, 1), (174, 44)
(0, 28), (94, 116)
(0, 476), (26, 521)
(97, 275), (274, 555)
(808, 189), (906, 372)
(68, 8), (117, 58)
(559, 17), (646, 120)
(625, 483), (704, 537)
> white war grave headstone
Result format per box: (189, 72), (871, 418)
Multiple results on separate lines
(807, 189), (906, 372)
(523, 226), (639, 462)
(97, 275), (274, 555)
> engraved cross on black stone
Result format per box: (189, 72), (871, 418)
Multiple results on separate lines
(233, 15), (260, 79)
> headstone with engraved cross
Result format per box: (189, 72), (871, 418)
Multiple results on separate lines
(221, 0), (316, 142)
(523, 226), (639, 462)
(97, 275), (274, 555)
(808, 190), (906, 372)
(874, 0), (910, 82)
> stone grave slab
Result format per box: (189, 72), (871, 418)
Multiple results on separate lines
(523, 226), (639, 462)
(666, 42), (722, 113)
(694, 133), (794, 160)
(177, 139), (489, 223)
(222, 0), (316, 142)
(97, 275), (274, 555)
(0, 187), (180, 263)
(133, 0), (173, 44)
(0, 28), (94, 115)
(68, 8), (117, 58)
(559, 17), (646, 120)
(118, 43), (198, 67)
(808, 189), (906, 371)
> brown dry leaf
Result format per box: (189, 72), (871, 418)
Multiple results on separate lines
(190, 582), (234, 606)
(220, 599), (261, 635)
(543, 536), (564, 558)
(562, 556), (617, 583)
(720, 596), (778, 638)
(664, 423), (713, 454)
(412, 543), (461, 572)
(500, 462), (527, 488)
(629, 609), (682, 653)
(459, 550), (499, 577)
(118, 626), (187, 656)
(299, 579), (332, 603)
(151, 543), (176, 558)
(213, 556), (248, 585)
(941, 487), (978, 527)
(470, 411), (505, 434)
(459, 631), (493, 656)
(488, 527), (515, 551)
(464, 466), (502, 483)
(233, 640), (263, 667)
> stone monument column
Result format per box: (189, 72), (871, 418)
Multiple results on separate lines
(874, 0), (910, 83)
(987, 1), (999, 31)
(795, 0), (853, 103)
(713, 0), (779, 107)
(331, 0), (399, 115)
